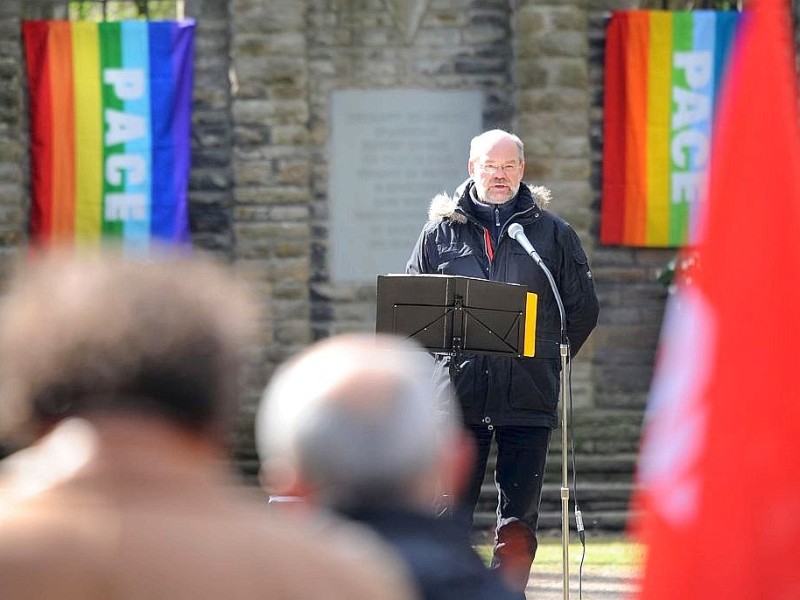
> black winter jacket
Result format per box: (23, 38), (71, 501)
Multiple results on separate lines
(406, 180), (599, 428)
(342, 507), (521, 600)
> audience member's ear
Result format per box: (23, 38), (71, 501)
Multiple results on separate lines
(260, 459), (320, 517)
(260, 458), (306, 499)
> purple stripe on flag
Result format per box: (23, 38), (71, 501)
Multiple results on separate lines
(148, 19), (194, 243)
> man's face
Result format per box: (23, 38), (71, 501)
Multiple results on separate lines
(468, 137), (525, 205)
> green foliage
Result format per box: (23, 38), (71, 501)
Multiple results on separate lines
(639, 0), (742, 9)
(68, 1), (179, 20)
(656, 250), (700, 293)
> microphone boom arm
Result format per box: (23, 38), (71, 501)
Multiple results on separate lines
(507, 221), (572, 600)
(507, 223), (566, 337)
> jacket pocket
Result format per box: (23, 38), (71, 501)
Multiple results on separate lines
(507, 358), (559, 412)
(436, 245), (485, 278)
(572, 247), (592, 292)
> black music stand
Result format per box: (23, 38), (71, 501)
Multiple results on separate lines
(375, 274), (535, 358)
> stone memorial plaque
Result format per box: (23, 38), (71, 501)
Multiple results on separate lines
(329, 89), (482, 283)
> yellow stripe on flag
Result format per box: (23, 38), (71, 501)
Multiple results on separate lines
(72, 22), (103, 242)
(646, 11), (673, 246)
(523, 292), (538, 357)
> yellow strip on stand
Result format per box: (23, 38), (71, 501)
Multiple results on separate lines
(523, 292), (538, 357)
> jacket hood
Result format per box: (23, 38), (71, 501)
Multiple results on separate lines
(427, 181), (552, 224)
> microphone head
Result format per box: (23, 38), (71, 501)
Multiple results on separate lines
(508, 222), (523, 239)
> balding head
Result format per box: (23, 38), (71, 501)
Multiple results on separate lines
(257, 334), (463, 511)
(469, 129), (524, 162)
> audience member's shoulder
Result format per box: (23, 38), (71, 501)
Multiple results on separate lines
(247, 504), (418, 600)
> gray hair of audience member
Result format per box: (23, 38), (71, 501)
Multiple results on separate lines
(469, 129), (525, 162)
(0, 247), (259, 442)
(257, 333), (461, 511)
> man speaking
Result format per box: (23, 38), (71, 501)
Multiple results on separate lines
(406, 129), (599, 593)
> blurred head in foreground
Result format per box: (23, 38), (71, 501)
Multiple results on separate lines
(0, 247), (257, 446)
(0, 251), (418, 600)
(257, 333), (472, 513)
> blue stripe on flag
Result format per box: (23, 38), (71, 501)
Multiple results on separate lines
(148, 21), (177, 241)
(121, 20), (151, 251)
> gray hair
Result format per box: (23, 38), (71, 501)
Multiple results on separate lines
(469, 129), (525, 161)
(257, 333), (460, 510)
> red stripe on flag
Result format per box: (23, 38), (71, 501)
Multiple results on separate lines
(634, 1), (800, 597)
(600, 12), (629, 245)
(22, 21), (55, 242)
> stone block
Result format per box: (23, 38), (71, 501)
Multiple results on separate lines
(190, 169), (231, 191)
(515, 6), (546, 34)
(465, 22), (509, 46)
(551, 6), (587, 30)
(517, 88), (588, 113)
(412, 27), (463, 47)
(274, 239), (311, 258)
(234, 186), (310, 205)
(516, 58), (549, 86)
(309, 27), (353, 46)
(554, 60), (588, 88)
(189, 206), (231, 232)
(454, 56), (507, 74)
(276, 160), (311, 186)
(234, 161), (275, 187)
(424, 9), (469, 28)
(275, 321), (312, 345)
(271, 257), (312, 281)
(0, 164), (23, 184)
(551, 158), (591, 180)
(231, 3), (304, 33)
(542, 31), (588, 57)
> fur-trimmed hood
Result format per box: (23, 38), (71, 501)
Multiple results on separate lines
(427, 182), (552, 224)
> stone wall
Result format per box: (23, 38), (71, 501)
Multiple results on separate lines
(0, 2), (28, 282)
(306, 0), (516, 341)
(513, 0), (598, 409)
(0, 1), (724, 517)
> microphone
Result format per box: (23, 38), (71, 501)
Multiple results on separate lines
(508, 223), (544, 267)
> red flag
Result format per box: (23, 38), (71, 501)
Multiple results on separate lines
(633, 0), (800, 597)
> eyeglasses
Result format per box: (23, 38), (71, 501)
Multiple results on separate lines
(477, 162), (520, 175)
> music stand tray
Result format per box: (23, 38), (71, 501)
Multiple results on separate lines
(376, 274), (536, 357)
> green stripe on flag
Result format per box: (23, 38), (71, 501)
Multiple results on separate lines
(100, 22), (124, 238)
(669, 12), (692, 246)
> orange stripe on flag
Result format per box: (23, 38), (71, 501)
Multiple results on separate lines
(623, 12), (649, 246)
(47, 22), (76, 241)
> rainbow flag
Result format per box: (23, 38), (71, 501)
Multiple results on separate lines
(601, 11), (741, 247)
(22, 20), (195, 249)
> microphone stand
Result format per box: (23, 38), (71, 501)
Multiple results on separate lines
(514, 235), (571, 600)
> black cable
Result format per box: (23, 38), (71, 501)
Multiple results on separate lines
(566, 339), (586, 599)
